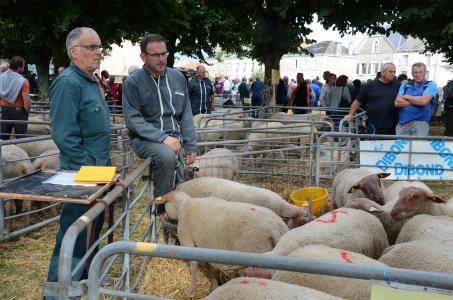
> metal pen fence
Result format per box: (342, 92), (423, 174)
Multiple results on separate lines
(43, 158), (156, 299)
(314, 132), (453, 198)
(87, 241), (453, 300)
(0, 125), (134, 241)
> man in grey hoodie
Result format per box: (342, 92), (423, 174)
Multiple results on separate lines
(122, 34), (197, 213)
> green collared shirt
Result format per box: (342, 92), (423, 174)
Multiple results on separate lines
(50, 64), (111, 170)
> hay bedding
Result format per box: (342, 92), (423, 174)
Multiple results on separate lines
(138, 234), (212, 299)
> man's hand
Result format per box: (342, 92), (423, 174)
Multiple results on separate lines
(163, 136), (181, 154)
(185, 152), (197, 165)
(343, 114), (353, 122)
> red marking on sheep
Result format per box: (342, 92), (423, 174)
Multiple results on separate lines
(250, 207), (257, 212)
(341, 251), (353, 263)
(316, 210), (349, 224)
(240, 279), (250, 285)
(257, 281), (269, 286)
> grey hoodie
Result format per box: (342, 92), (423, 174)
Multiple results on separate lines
(0, 71), (25, 103)
(122, 66), (197, 153)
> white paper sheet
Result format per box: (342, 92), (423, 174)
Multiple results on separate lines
(43, 172), (97, 187)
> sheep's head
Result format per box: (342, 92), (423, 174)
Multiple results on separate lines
(183, 166), (199, 181)
(345, 197), (383, 213)
(391, 187), (444, 221)
(286, 207), (314, 229)
(347, 173), (390, 205)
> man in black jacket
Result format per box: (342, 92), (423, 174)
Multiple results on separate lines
(188, 65), (213, 115)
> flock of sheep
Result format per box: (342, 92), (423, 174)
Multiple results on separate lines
(157, 163), (453, 300)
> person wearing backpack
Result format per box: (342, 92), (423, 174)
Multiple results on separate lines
(394, 62), (437, 136)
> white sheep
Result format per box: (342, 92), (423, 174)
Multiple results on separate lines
(197, 115), (246, 142)
(176, 177), (313, 228)
(160, 191), (289, 295)
(345, 180), (437, 245)
(184, 148), (239, 180)
(395, 214), (453, 244)
(205, 277), (344, 300)
(379, 240), (453, 274)
(1, 145), (35, 224)
(33, 149), (60, 170)
(16, 139), (58, 159)
(268, 208), (389, 259)
(247, 121), (315, 154)
(27, 114), (51, 135)
(270, 111), (334, 132)
(390, 185), (450, 220)
(272, 245), (385, 300)
(332, 168), (390, 208)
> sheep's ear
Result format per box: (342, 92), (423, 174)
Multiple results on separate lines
(192, 167), (199, 172)
(347, 185), (360, 193)
(377, 172), (391, 179)
(429, 196), (446, 203)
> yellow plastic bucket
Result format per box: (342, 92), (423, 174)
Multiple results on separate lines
(290, 187), (328, 215)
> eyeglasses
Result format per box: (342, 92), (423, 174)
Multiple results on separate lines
(74, 44), (103, 51)
(144, 51), (169, 59)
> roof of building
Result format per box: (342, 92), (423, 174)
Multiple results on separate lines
(355, 31), (425, 53)
(306, 41), (349, 55)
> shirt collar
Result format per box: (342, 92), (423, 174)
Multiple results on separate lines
(142, 65), (167, 78)
(69, 63), (98, 83)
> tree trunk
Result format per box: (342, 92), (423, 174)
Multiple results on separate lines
(263, 49), (282, 106)
(166, 32), (178, 68)
(34, 53), (51, 103)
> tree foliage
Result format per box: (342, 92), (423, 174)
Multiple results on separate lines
(390, 0), (453, 64)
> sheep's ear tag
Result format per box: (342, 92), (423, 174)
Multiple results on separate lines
(377, 173), (391, 179)
(368, 207), (380, 212)
(430, 196), (446, 203)
(154, 196), (164, 204)
(348, 186), (359, 193)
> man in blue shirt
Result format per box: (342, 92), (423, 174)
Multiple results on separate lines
(395, 62), (437, 136)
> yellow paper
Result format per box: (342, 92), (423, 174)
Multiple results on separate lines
(74, 166), (116, 184)
(368, 207), (379, 212)
(271, 69), (280, 85)
(371, 283), (453, 300)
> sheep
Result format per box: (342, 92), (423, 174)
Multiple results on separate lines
(1, 145), (35, 224)
(395, 214), (453, 244)
(1, 144), (34, 180)
(196, 115), (247, 142)
(390, 185), (449, 220)
(272, 245), (385, 300)
(160, 191), (289, 295)
(183, 148), (239, 181)
(176, 177), (313, 229)
(33, 149), (60, 170)
(346, 181), (437, 245)
(270, 111), (334, 132)
(248, 122), (315, 154)
(267, 208), (388, 259)
(205, 277), (345, 300)
(332, 168), (390, 208)
(26, 114), (51, 135)
(378, 240), (453, 274)
(16, 139), (58, 159)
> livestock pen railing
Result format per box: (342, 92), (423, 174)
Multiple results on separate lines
(87, 241), (453, 299)
(314, 132), (453, 198)
(43, 158), (157, 299)
(0, 125), (134, 241)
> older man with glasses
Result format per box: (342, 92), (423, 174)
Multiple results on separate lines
(122, 33), (197, 215)
(45, 27), (111, 298)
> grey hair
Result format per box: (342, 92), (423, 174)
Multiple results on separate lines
(66, 27), (98, 60)
(412, 62), (427, 71)
(381, 62), (395, 72)
(196, 65), (205, 72)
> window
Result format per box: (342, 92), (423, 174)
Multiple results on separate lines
(426, 54), (432, 66)
(370, 62), (379, 75)
(356, 64), (360, 74)
(426, 71), (430, 80)
(403, 55), (409, 66)
(243, 63), (246, 71)
(372, 40), (380, 53)
(295, 59), (298, 68)
(359, 62), (367, 74)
